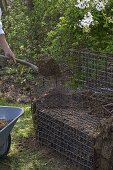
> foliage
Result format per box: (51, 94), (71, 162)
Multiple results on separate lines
(2, 0), (35, 61)
(41, 0), (113, 57)
(2, 0), (113, 87)
(3, 0), (113, 61)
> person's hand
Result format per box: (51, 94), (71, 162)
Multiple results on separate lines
(4, 47), (16, 64)
(0, 34), (16, 63)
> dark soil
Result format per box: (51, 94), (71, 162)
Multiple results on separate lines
(0, 119), (9, 130)
(34, 87), (113, 118)
(32, 87), (113, 137)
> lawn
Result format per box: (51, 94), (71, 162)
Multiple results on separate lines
(0, 100), (76, 170)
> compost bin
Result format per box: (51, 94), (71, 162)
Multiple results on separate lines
(32, 51), (113, 170)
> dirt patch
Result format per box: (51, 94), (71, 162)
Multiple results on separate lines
(17, 133), (37, 152)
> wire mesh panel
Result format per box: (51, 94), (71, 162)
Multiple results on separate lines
(69, 50), (113, 92)
(37, 108), (100, 170)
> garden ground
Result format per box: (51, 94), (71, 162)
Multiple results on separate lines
(0, 100), (77, 170)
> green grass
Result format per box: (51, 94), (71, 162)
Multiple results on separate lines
(0, 100), (76, 170)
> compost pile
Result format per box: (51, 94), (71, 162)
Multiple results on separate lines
(33, 87), (113, 118)
(32, 87), (113, 170)
(0, 119), (9, 130)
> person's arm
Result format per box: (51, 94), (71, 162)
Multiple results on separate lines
(0, 34), (16, 63)
(0, 8), (16, 63)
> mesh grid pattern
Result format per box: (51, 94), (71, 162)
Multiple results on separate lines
(36, 51), (113, 170)
(37, 109), (100, 170)
(72, 51), (113, 92)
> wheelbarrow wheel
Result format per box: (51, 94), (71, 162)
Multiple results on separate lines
(0, 134), (11, 159)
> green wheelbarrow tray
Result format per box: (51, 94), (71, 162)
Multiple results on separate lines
(0, 106), (24, 158)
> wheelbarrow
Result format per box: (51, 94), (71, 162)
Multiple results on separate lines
(0, 106), (24, 158)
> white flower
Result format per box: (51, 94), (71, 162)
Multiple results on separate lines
(79, 12), (94, 28)
(76, 0), (108, 11)
(93, 0), (108, 11)
(76, 0), (90, 9)
(96, 1), (105, 11)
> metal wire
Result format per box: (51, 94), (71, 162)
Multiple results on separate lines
(37, 109), (100, 170)
(36, 51), (113, 170)
(70, 50), (113, 92)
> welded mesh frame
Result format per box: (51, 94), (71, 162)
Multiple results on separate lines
(34, 51), (113, 170)
(68, 50), (113, 92)
(37, 110), (97, 170)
